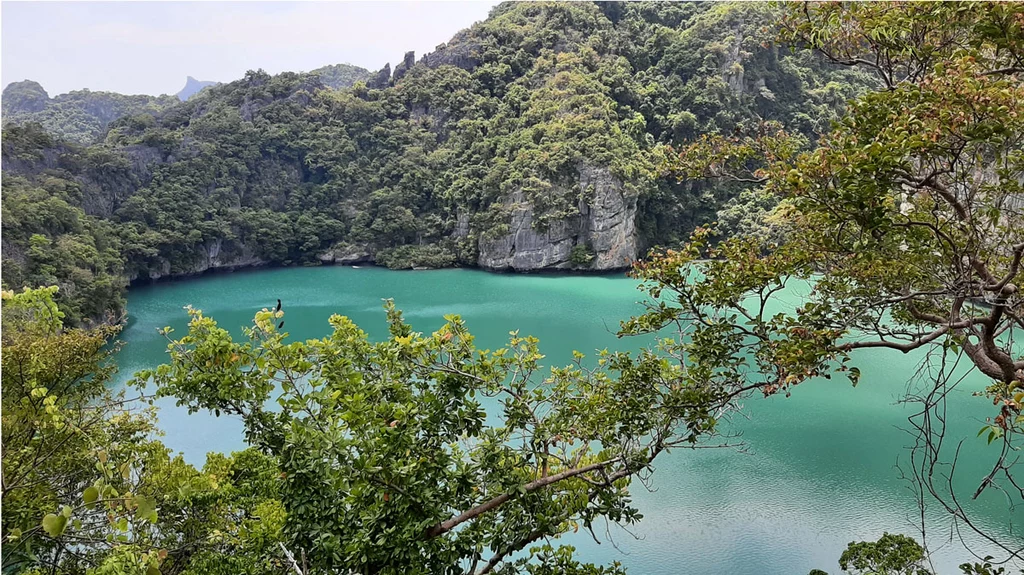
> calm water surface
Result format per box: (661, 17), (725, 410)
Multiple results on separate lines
(114, 266), (1021, 574)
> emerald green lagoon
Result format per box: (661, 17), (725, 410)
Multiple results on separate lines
(114, 266), (1019, 574)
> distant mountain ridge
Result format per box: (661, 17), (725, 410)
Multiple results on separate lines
(2, 66), (374, 143)
(1, 80), (178, 143)
(176, 76), (219, 101)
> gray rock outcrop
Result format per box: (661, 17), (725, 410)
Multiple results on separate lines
(317, 243), (375, 265)
(392, 52), (416, 82)
(422, 38), (481, 71)
(579, 164), (638, 269)
(129, 239), (266, 282)
(367, 64), (392, 89)
(478, 164), (637, 271)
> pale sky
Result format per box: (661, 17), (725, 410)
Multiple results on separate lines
(1, 1), (500, 97)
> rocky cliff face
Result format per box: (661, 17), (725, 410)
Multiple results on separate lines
(478, 164), (638, 271)
(129, 239), (266, 282)
(421, 38), (481, 71)
(317, 243), (375, 265)
(367, 64), (392, 89)
(579, 164), (638, 269)
(392, 52), (417, 82)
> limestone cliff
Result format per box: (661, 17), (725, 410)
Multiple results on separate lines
(317, 244), (375, 266)
(478, 164), (638, 271)
(129, 239), (266, 282)
(367, 64), (392, 89)
(392, 52), (417, 82)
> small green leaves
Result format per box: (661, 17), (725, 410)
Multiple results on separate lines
(978, 425), (1005, 445)
(135, 495), (158, 524)
(83, 486), (99, 506)
(848, 367), (861, 386)
(41, 513), (67, 537)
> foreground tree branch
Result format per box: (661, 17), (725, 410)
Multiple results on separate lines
(138, 298), (744, 574)
(639, 0), (1024, 563)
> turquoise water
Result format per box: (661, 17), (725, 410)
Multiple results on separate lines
(114, 266), (1020, 574)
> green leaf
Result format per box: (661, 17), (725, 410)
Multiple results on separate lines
(41, 513), (67, 537)
(135, 495), (158, 523)
(83, 486), (99, 506)
(848, 367), (861, 386)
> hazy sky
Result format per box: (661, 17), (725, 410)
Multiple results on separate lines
(2, 1), (500, 96)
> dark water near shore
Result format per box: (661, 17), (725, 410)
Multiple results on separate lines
(114, 266), (1021, 574)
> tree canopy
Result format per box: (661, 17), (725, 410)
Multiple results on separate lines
(0, 287), (286, 575)
(134, 296), (749, 574)
(642, 0), (1024, 562)
(1, 81), (178, 144)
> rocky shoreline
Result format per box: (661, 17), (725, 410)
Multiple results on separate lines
(127, 253), (636, 289)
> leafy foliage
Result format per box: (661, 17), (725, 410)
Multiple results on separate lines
(645, 0), (1024, 562)
(134, 296), (751, 574)
(837, 533), (931, 575)
(0, 287), (284, 575)
(3, 3), (1023, 573)
(1, 170), (128, 325)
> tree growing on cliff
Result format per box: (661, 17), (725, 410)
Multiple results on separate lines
(633, 0), (1024, 562)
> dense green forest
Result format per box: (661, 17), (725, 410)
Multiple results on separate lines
(0, 1), (873, 325)
(2, 63), (372, 145)
(1, 81), (180, 144)
(310, 63), (372, 90)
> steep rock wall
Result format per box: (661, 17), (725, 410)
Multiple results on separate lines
(129, 239), (266, 282)
(478, 164), (637, 271)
